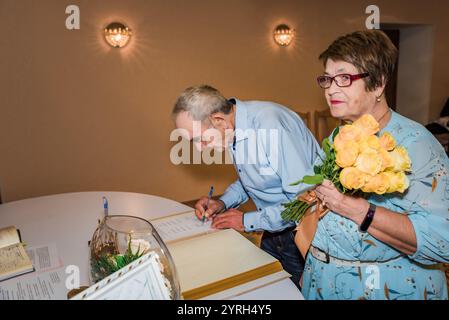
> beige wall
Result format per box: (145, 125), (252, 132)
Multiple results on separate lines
(395, 25), (435, 124)
(0, 0), (448, 203)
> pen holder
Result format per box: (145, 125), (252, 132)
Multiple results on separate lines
(89, 215), (181, 299)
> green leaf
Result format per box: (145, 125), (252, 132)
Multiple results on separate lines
(322, 138), (331, 157)
(289, 179), (303, 186)
(114, 255), (126, 268)
(302, 174), (324, 185)
(332, 127), (340, 141)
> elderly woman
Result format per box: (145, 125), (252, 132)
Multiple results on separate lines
(299, 30), (449, 300)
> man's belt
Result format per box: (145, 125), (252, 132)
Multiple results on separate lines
(262, 226), (296, 240)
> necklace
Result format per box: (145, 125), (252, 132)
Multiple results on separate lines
(376, 108), (391, 129)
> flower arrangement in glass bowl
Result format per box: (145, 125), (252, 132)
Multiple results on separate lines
(89, 215), (181, 299)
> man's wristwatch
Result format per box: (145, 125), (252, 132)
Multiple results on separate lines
(359, 202), (376, 233)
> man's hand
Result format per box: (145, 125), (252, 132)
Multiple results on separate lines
(211, 209), (245, 232)
(194, 197), (225, 221)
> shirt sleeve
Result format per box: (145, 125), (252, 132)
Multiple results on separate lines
(243, 114), (321, 232)
(244, 203), (296, 232)
(389, 136), (449, 265)
(219, 179), (249, 210)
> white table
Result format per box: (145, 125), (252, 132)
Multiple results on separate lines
(0, 191), (303, 300)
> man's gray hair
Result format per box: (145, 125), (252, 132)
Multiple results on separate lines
(172, 85), (233, 121)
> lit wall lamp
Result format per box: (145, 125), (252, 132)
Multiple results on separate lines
(273, 24), (294, 47)
(104, 22), (132, 48)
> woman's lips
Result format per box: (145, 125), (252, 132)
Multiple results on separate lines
(330, 100), (344, 105)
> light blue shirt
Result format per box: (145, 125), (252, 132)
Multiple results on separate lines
(219, 99), (320, 232)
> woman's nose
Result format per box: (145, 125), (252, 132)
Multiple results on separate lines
(327, 80), (341, 96)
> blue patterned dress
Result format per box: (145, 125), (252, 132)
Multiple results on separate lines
(302, 111), (449, 300)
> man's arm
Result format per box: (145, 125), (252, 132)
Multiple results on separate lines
(219, 179), (249, 210)
(244, 116), (320, 232)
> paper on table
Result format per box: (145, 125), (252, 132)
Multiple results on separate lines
(26, 244), (63, 272)
(151, 210), (217, 243)
(0, 266), (69, 300)
(0, 243), (68, 300)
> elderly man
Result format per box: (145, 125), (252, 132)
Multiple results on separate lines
(172, 85), (320, 288)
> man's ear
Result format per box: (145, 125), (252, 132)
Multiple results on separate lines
(210, 113), (227, 128)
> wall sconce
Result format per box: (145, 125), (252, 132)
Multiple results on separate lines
(273, 24), (294, 47)
(104, 22), (132, 48)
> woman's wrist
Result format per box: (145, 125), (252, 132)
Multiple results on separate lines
(344, 197), (370, 224)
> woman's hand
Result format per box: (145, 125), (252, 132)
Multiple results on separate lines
(315, 179), (417, 255)
(315, 179), (369, 224)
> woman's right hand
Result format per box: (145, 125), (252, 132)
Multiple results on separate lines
(194, 197), (225, 221)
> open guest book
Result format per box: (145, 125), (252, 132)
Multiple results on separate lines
(0, 226), (35, 282)
(151, 210), (289, 300)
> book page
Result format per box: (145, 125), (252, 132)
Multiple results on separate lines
(151, 210), (217, 243)
(0, 244), (34, 281)
(167, 229), (282, 299)
(0, 226), (20, 249)
(0, 266), (68, 300)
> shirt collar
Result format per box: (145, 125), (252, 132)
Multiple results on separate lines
(231, 98), (249, 143)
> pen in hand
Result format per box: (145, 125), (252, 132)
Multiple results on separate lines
(202, 186), (214, 223)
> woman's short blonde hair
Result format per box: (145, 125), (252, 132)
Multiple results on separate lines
(319, 30), (398, 91)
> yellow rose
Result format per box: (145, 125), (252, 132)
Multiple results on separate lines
(355, 149), (383, 176)
(353, 114), (380, 136)
(383, 171), (410, 193)
(393, 171), (410, 193)
(333, 125), (363, 150)
(335, 141), (359, 167)
(359, 135), (381, 152)
(379, 132), (396, 151)
(362, 173), (390, 195)
(340, 167), (367, 190)
(389, 146), (412, 172)
(378, 148), (395, 171)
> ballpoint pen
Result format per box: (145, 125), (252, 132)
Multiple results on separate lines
(202, 186), (214, 223)
(103, 196), (109, 217)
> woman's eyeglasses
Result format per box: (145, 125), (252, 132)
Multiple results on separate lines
(317, 73), (369, 89)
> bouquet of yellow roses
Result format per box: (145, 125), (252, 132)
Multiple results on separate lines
(281, 114), (411, 223)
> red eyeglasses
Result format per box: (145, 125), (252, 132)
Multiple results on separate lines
(317, 73), (369, 89)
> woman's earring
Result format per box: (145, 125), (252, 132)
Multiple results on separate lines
(376, 96), (381, 102)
